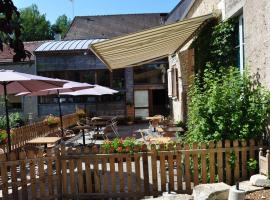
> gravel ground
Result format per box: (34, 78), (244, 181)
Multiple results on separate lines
(245, 189), (270, 200)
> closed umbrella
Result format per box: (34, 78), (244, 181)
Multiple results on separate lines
(61, 84), (118, 96)
(0, 70), (67, 152)
(17, 80), (93, 137)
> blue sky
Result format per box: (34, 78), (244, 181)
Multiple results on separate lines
(13, 0), (180, 23)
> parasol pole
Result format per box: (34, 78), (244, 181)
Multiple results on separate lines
(57, 90), (64, 137)
(3, 82), (11, 152)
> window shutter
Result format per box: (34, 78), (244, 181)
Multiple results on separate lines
(167, 68), (173, 97)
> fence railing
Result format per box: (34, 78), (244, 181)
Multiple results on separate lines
(0, 113), (78, 152)
(0, 139), (260, 199)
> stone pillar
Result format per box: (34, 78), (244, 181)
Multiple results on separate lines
(125, 68), (134, 104)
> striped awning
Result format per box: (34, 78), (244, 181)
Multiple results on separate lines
(90, 14), (214, 70)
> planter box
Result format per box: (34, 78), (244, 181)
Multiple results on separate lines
(259, 148), (270, 176)
(126, 105), (135, 119)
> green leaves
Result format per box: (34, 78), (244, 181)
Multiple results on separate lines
(187, 67), (270, 142)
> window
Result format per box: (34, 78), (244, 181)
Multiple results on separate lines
(168, 65), (179, 99)
(238, 14), (244, 74)
(112, 69), (125, 88)
(134, 61), (168, 85)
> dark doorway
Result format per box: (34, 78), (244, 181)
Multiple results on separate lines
(151, 89), (169, 116)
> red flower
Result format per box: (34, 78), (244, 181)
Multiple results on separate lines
(117, 146), (123, 153)
(125, 146), (131, 152)
(109, 147), (115, 153)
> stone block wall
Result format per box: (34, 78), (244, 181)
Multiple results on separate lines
(243, 0), (270, 88)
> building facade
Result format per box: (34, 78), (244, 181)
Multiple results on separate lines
(165, 0), (270, 121)
(34, 14), (170, 118)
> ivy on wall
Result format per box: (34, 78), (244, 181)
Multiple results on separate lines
(191, 17), (239, 77)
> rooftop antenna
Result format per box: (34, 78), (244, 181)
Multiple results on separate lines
(69, 0), (75, 18)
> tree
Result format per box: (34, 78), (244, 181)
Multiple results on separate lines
(0, 0), (30, 61)
(19, 4), (52, 41)
(51, 15), (71, 38)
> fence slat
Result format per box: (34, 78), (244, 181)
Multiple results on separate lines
(28, 151), (37, 199)
(192, 142), (199, 186)
(126, 154), (132, 193)
(233, 140), (240, 182)
(225, 140), (231, 185)
(184, 144), (191, 191)
(217, 141), (223, 182)
(241, 141), (247, 179)
(10, 152), (19, 200)
(19, 151), (28, 200)
(101, 156), (108, 193)
(176, 143), (182, 191)
(0, 154), (9, 200)
(142, 144), (150, 195)
(61, 146), (68, 195)
(47, 149), (54, 197)
(168, 149), (174, 192)
(201, 143), (207, 184)
(159, 144), (166, 192)
(77, 148), (84, 193)
(84, 147), (92, 193)
(109, 155), (116, 193)
(93, 155), (101, 193)
(118, 155), (124, 193)
(135, 153), (141, 193)
(37, 150), (46, 199)
(68, 148), (76, 194)
(209, 141), (215, 183)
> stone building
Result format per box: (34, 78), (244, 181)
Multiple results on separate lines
(34, 14), (170, 118)
(161, 0), (270, 121)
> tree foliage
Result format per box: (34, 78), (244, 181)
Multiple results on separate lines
(0, 0), (30, 61)
(19, 4), (52, 41)
(187, 67), (270, 142)
(51, 15), (71, 38)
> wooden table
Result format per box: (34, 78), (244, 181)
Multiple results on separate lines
(26, 137), (61, 148)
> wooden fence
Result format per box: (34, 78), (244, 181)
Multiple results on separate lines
(0, 139), (261, 199)
(0, 113), (78, 152)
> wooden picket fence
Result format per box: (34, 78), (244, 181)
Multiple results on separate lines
(0, 113), (78, 152)
(0, 139), (261, 199)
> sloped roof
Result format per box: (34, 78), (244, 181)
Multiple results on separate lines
(0, 41), (47, 63)
(35, 39), (106, 52)
(64, 13), (167, 40)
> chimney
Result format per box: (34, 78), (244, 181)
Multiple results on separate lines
(54, 33), (61, 41)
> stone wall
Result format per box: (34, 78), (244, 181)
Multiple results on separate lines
(186, 0), (220, 18)
(0, 62), (38, 121)
(243, 0), (270, 88)
(36, 52), (106, 72)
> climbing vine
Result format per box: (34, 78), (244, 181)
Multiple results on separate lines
(192, 17), (239, 77)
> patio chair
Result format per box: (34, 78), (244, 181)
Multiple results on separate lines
(98, 124), (117, 140)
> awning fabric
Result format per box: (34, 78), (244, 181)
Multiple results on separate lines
(90, 14), (214, 70)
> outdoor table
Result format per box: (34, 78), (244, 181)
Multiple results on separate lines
(73, 125), (92, 146)
(146, 116), (163, 131)
(26, 137), (61, 148)
(163, 127), (184, 133)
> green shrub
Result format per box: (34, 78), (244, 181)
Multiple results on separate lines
(187, 67), (270, 142)
(0, 112), (24, 129)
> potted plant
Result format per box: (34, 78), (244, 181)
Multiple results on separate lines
(76, 108), (86, 119)
(43, 114), (60, 128)
(126, 116), (134, 125)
